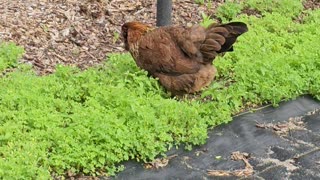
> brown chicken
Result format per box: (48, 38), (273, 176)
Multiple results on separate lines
(121, 21), (248, 95)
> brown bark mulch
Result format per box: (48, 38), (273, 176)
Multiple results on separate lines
(0, 0), (222, 74)
(0, 0), (318, 75)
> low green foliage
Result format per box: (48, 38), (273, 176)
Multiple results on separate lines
(195, 0), (205, 5)
(200, 13), (216, 28)
(207, 8), (320, 108)
(216, 0), (243, 22)
(195, 0), (213, 9)
(244, 0), (303, 17)
(0, 53), (211, 178)
(113, 32), (120, 44)
(0, 42), (24, 71)
(1, 0), (320, 179)
(215, 0), (304, 22)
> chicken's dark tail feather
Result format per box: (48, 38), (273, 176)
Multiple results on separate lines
(200, 22), (248, 63)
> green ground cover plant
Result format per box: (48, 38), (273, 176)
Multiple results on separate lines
(0, 42), (24, 72)
(0, 0), (320, 178)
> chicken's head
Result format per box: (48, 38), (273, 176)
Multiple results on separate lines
(121, 21), (152, 51)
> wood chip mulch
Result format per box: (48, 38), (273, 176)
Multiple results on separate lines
(0, 0), (222, 75)
(1, 0), (317, 75)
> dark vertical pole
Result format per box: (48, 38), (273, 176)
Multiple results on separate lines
(156, 0), (172, 26)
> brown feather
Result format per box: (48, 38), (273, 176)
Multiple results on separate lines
(121, 21), (248, 95)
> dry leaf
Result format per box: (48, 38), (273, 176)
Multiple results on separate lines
(256, 116), (306, 136)
(144, 154), (178, 169)
(207, 151), (253, 177)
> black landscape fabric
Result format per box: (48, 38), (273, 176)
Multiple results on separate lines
(115, 95), (320, 179)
